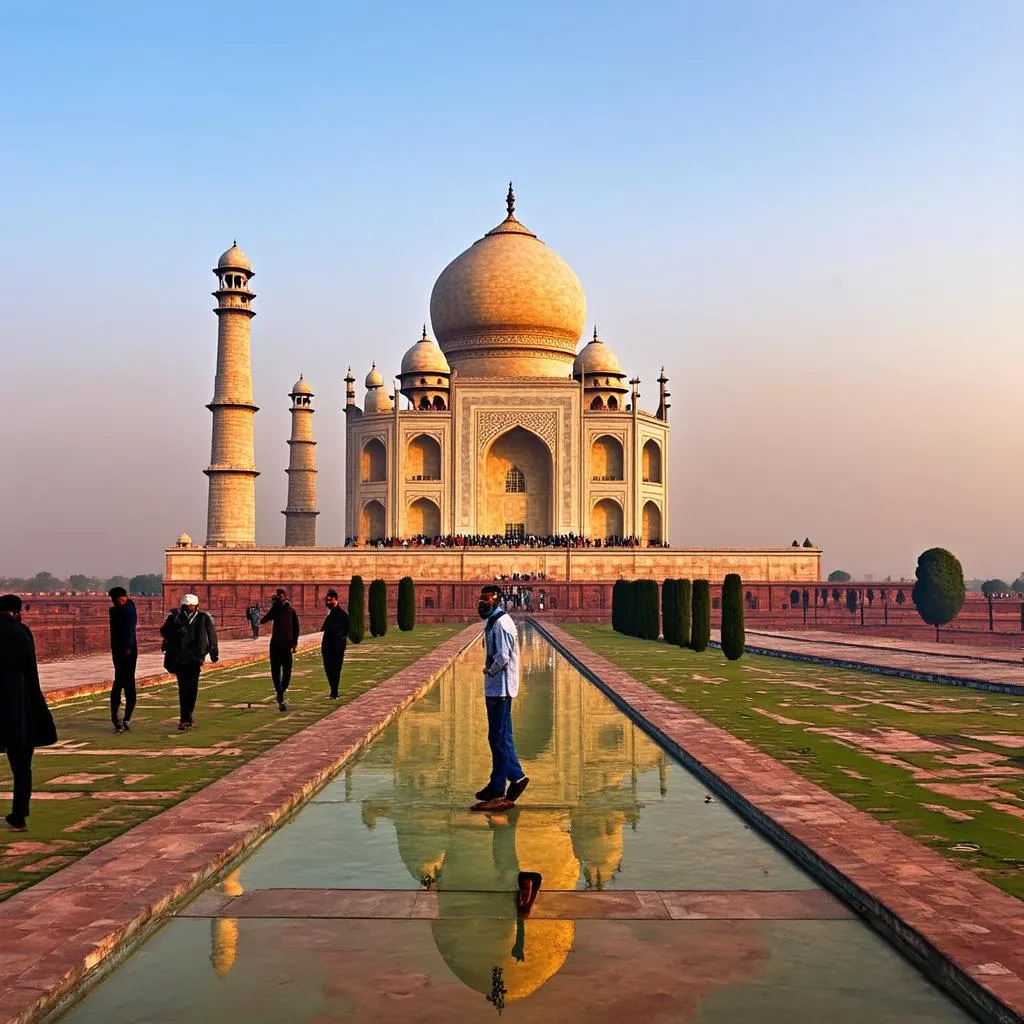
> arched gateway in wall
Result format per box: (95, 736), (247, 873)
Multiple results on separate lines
(480, 426), (552, 538)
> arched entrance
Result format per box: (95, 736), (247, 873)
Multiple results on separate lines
(407, 434), (441, 480)
(590, 498), (623, 541)
(361, 499), (386, 541)
(642, 500), (662, 544)
(481, 427), (552, 537)
(361, 438), (386, 482)
(407, 497), (441, 538)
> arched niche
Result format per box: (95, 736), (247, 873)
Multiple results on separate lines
(361, 499), (386, 541)
(361, 438), (387, 483)
(642, 500), (662, 544)
(407, 434), (441, 480)
(591, 435), (623, 481)
(642, 439), (662, 483)
(590, 498), (623, 540)
(407, 497), (441, 538)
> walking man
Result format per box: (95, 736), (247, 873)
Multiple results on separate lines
(474, 585), (529, 810)
(0, 595), (57, 831)
(320, 589), (350, 699)
(245, 603), (261, 640)
(261, 589), (299, 712)
(160, 594), (218, 731)
(108, 586), (137, 733)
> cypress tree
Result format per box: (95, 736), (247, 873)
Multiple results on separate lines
(678, 578), (692, 648)
(612, 579), (624, 633)
(691, 579), (711, 652)
(640, 579), (660, 640)
(720, 573), (745, 660)
(348, 575), (365, 644)
(397, 576), (416, 631)
(369, 578), (387, 637)
(662, 579), (678, 645)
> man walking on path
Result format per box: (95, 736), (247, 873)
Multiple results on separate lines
(245, 603), (261, 640)
(320, 589), (350, 699)
(261, 589), (299, 712)
(474, 585), (529, 810)
(0, 595), (57, 831)
(107, 586), (138, 733)
(160, 594), (219, 731)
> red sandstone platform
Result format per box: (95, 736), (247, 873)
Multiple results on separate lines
(540, 623), (1024, 1024)
(0, 625), (482, 1024)
(737, 629), (1024, 691)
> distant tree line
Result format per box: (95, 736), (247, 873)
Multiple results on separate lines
(0, 571), (164, 595)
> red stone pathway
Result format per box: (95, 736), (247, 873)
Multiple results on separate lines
(0, 624), (481, 1024)
(540, 623), (1024, 1024)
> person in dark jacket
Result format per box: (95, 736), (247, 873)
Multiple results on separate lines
(0, 594), (58, 831)
(261, 589), (299, 712)
(160, 594), (219, 731)
(245, 603), (261, 640)
(320, 589), (350, 699)
(108, 586), (138, 733)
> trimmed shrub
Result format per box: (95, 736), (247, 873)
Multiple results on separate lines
(369, 578), (387, 637)
(639, 579), (660, 640)
(612, 579), (625, 634)
(678, 579), (692, 648)
(397, 576), (415, 631)
(912, 547), (965, 641)
(720, 573), (745, 660)
(662, 579), (679, 645)
(691, 579), (711, 652)
(348, 575), (365, 644)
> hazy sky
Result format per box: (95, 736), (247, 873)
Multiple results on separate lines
(1, 2), (1021, 581)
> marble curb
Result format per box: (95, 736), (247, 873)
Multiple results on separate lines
(534, 621), (1024, 1024)
(42, 634), (325, 706)
(0, 624), (482, 1024)
(706, 640), (1024, 696)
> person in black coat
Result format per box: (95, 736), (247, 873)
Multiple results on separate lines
(160, 594), (219, 731)
(108, 586), (138, 733)
(320, 589), (350, 699)
(0, 594), (58, 831)
(261, 590), (300, 712)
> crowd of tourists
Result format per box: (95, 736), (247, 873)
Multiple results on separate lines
(345, 533), (668, 550)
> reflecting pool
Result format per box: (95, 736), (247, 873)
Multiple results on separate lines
(62, 624), (971, 1022)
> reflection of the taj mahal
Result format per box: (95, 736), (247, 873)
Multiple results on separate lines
(358, 625), (666, 1003)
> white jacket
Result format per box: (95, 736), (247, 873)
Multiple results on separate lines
(483, 609), (519, 698)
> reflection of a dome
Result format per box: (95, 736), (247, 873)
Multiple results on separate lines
(431, 917), (575, 1002)
(361, 626), (666, 1001)
(209, 869), (244, 977)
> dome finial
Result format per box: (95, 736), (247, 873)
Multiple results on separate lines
(232, 238), (237, 246)
(422, 323), (427, 340)
(593, 325), (598, 342)
(506, 181), (515, 217)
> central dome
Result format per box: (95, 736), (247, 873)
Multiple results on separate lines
(429, 185), (586, 378)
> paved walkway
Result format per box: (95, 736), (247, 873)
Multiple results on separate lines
(540, 623), (1024, 1024)
(38, 632), (324, 702)
(731, 629), (1024, 694)
(0, 624), (481, 1024)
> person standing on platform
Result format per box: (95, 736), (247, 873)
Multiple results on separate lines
(261, 589), (299, 712)
(320, 589), (350, 699)
(160, 594), (218, 731)
(107, 586), (138, 733)
(0, 594), (57, 831)
(245, 603), (261, 640)
(473, 585), (529, 809)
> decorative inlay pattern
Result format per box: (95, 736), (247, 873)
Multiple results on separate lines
(477, 410), (558, 454)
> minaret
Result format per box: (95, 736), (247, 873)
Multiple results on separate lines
(344, 366), (356, 411)
(657, 368), (671, 421)
(283, 375), (318, 546)
(205, 243), (259, 547)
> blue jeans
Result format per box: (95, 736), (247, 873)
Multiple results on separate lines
(486, 696), (524, 794)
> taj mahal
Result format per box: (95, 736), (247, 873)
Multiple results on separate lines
(165, 184), (819, 602)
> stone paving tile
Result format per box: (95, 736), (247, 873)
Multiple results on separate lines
(38, 632), (324, 702)
(738, 629), (1024, 692)
(0, 624), (480, 1024)
(541, 623), (1024, 1024)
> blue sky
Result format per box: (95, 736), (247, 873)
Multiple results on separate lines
(0, 2), (1021, 578)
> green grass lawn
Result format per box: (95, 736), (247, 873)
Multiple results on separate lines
(0, 625), (459, 901)
(561, 624), (1024, 900)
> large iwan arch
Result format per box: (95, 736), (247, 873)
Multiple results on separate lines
(480, 427), (552, 537)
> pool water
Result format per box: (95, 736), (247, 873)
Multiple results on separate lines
(62, 624), (972, 1022)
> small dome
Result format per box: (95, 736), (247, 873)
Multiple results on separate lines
(291, 375), (314, 396)
(364, 387), (393, 414)
(574, 328), (624, 378)
(401, 327), (451, 377)
(176, 532), (193, 547)
(365, 363), (384, 389)
(217, 242), (252, 271)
